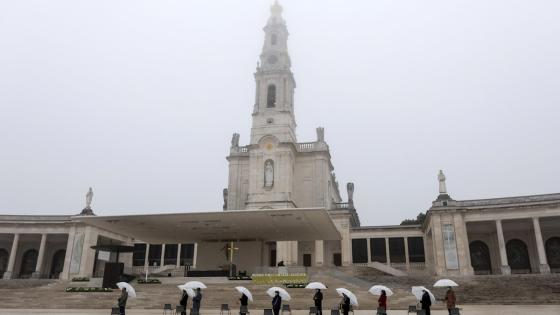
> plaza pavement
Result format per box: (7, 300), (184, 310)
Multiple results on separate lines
(1, 306), (560, 315)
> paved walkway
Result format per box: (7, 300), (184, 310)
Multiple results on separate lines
(1, 305), (560, 315)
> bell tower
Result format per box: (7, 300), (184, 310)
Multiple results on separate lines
(250, 0), (297, 145)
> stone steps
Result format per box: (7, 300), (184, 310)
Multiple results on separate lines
(0, 269), (559, 310)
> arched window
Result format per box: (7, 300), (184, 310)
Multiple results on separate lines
(546, 237), (560, 270)
(0, 249), (8, 276)
(20, 249), (38, 278)
(469, 241), (492, 274)
(50, 250), (66, 278)
(271, 34), (277, 45)
(506, 239), (531, 273)
(267, 84), (276, 108)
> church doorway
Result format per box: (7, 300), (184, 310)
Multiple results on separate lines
(333, 253), (342, 267)
(469, 241), (492, 274)
(303, 254), (312, 267)
(506, 239), (531, 273)
(269, 250), (277, 267)
(0, 249), (8, 276)
(546, 237), (560, 271)
(50, 250), (66, 278)
(19, 249), (38, 278)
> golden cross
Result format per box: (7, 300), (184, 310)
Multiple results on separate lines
(228, 241), (239, 264)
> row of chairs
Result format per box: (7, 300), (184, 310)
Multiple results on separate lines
(407, 305), (460, 315)
(159, 304), (351, 315)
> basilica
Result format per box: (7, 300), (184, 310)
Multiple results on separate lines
(1, 1), (559, 282)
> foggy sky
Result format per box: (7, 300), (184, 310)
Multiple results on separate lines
(0, 0), (559, 226)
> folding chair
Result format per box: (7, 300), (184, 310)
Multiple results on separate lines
(450, 308), (461, 315)
(163, 304), (173, 315)
(309, 306), (317, 315)
(175, 305), (185, 315)
(330, 309), (340, 315)
(282, 304), (291, 315)
(110, 307), (120, 315)
(407, 305), (417, 314)
(263, 308), (273, 315)
(221, 304), (231, 315)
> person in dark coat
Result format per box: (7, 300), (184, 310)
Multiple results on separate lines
(340, 293), (351, 315)
(239, 293), (249, 315)
(272, 291), (282, 315)
(377, 290), (387, 314)
(313, 289), (323, 315)
(420, 290), (432, 315)
(117, 287), (128, 315)
(192, 288), (202, 315)
(444, 287), (457, 314)
(180, 289), (189, 315)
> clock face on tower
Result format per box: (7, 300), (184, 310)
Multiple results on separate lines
(267, 55), (278, 65)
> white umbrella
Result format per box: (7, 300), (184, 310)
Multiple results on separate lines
(116, 282), (136, 298)
(336, 288), (358, 306)
(411, 286), (436, 304)
(434, 279), (459, 287)
(368, 285), (394, 297)
(236, 286), (254, 302)
(184, 281), (207, 289)
(267, 287), (291, 301)
(305, 282), (327, 290)
(178, 285), (196, 297)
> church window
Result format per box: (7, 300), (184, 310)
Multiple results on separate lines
(271, 34), (277, 45)
(267, 84), (276, 108)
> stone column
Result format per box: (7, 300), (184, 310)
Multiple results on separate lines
(404, 237), (410, 270)
(453, 213), (474, 276)
(160, 244), (166, 267)
(60, 227), (77, 280)
(144, 244), (150, 274)
(3, 233), (20, 279)
(532, 217), (551, 274)
(314, 240), (324, 267)
(431, 215), (446, 275)
(366, 238), (372, 264)
(32, 233), (48, 278)
(385, 238), (391, 265)
(193, 243), (198, 268)
(496, 220), (511, 275)
(176, 244), (182, 268)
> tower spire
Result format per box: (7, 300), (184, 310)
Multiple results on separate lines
(250, 1), (297, 144)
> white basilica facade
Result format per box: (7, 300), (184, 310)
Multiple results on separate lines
(1, 1), (560, 281)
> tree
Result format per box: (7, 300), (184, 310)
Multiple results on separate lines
(400, 212), (426, 226)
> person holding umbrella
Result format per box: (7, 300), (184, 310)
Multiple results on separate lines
(117, 287), (128, 315)
(421, 289), (432, 315)
(444, 286), (457, 314)
(272, 291), (282, 315)
(192, 288), (203, 315)
(377, 290), (387, 315)
(239, 293), (249, 315)
(340, 293), (351, 315)
(180, 288), (189, 315)
(313, 289), (323, 315)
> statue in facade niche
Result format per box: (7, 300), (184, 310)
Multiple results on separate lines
(347, 182), (355, 205)
(223, 188), (228, 210)
(85, 187), (93, 209)
(438, 170), (447, 194)
(231, 133), (240, 148)
(264, 160), (274, 188)
(316, 127), (325, 142)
